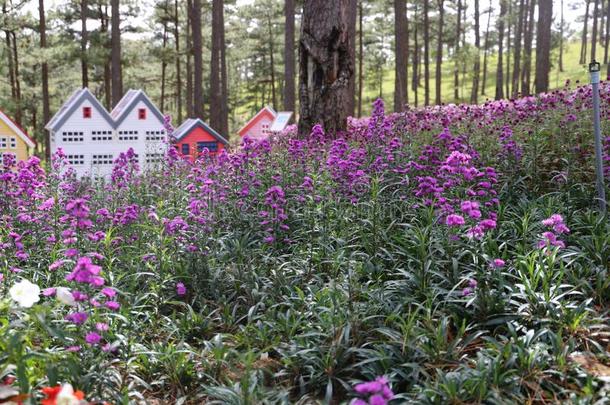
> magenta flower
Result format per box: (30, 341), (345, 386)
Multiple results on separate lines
(492, 258), (505, 268)
(446, 214), (465, 227)
(65, 312), (88, 325)
(176, 282), (187, 296)
(85, 331), (102, 345)
(105, 301), (120, 311)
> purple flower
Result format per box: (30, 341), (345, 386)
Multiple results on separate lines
(105, 301), (120, 311)
(446, 214), (465, 227)
(492, 258), (505, 268)
(85, 331), (102, 345)
(65, 312), (88, 325)
(176, 282), (187, 296)
(101, 287), (116, 298)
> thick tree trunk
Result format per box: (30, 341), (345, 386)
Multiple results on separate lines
(435, 0), (444, 105)
(284, 0), (295, 112)
(394, 0), (408, 111)
(423, 0), (430, 105)
(192, 0), (204, 119)
(111, 0), (122, 107)
(10, 32), (22, 125)
(298, 0), (355, 137)
(267, 14), (277, 110)
(100, 5), (111, 109)
(412, 5), (419, 107)
(521, 0), (535, 96)
(357, 1), (364, 117)
(219, 0), (228, 136)
(174, 0), (182, 121)
(39, 0), (50, 160)
(471, 0), (481, 103)
(496, 0), (506, 100)
(592, 0), (600, 61)
(581, 0), (591, 64)
(605, 0), (610, 74)
(347, 0), (357, 116)
(535, 0), (552, 94)
(454, 0), (461, 102)
(481, 0), (492, 96)
(81, 0), (88, 88)
(506, 0), (511, 97)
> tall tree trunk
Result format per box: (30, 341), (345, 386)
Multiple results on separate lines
(496, 0), (506, 100)
(394, 0), (408, 111)
(559, 0), (564, 72)
(581, 0), (591, 64)
(81, 0), (88, 88)
(39, 0), (50, 160)
(347, 0), (357, 116)
(267, 14), (277, 110)
(605, 0), (610, 74)
(512, 0), (525, 95)
(481, 0), (492, 96)
(454, 0), (461, 102)
(2, 2), (15, 108)
(284, 0), (296, 112)
(423, 0), (430, 105)
(535, 0), (552, 93)
(220, 3), (228, 136)
(471, 0), (481, 103)
(186, 0), (193, 118)
(357, 1), (363, 117)
(111, 0), (122, 107)
(592, 0), (600, 61)
(210, 0), (227, 135)
(192, 0), (204, 119)
(298, 0), (355, 137)
(10, 32), (22, 125)
(435, 0), (444, 105)
(174, 0), (182, 121)
(100, 5), (111, 109)
(521, 0), (535, 96)
(505, 0), (511, 97)
(160, 1), (169, 112)
(412, 3), (419, 107)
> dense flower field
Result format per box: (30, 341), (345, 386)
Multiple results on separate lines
(2, 81), (610, 404)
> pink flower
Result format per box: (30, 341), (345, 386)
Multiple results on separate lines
(105, 301), (120, 311)
(446, 214), (465, 227)
(85, 332), (102, 345)
(492, 259), (505, 268)
(176, 282), (187, 296)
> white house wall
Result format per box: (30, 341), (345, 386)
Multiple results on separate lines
(51, 97), (167, 178)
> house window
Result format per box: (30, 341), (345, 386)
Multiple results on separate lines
(145, 130), (165, 141)
(0, 137), (6, 148)
(92, 154), (114, 165)
(118, 130), (139, 141)
(66, 154), (85, 165)
(145, 153), (163, 164)
(138, 108), (146, 119)
(61, 131), (84, 142)
(10, 137), (16, 148)
(262, 123), (270, 134)
(83, 107), (92, 118)
(0, 152), (16, 166)
(92, 130), (113, 141)
(197, 141), (218, 152)
(181, 143), (190, 155)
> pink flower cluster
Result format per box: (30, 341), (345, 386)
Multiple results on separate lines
(352, 376), (394, 405)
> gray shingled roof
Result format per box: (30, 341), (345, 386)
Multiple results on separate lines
(173, 118), (229, 145)
(111, 89), (165, 126)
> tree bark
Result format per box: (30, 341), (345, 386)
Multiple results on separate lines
(210, 0), (227, 135)
(435, 0), (444, 105)
(394, 0), (408, 111)
(471, 0), (481, 103)
(219, 0), (228, 136)
(605, 0), (610, 75)
(512, 0), (525, 96)
(191, 0), (204, 119)
(592, 0), (600, 61)
(454, 0), (461, 102)
(284, 0), (296, 112)
(174, 0), (182, 122)
(267, 13), (277, 109)
(481, 0), (492, 96)
(496, 0), (506, 100)
(521, 0), (535, 96)
(160, 1), (169, 112)
(100, 4), (111, 109)
(423, 0), (430, 105)
(535, 0), (552, 94)
(186, 0), (193, 118)
(298, 0), (355, 137)
(10, 31), (22, 125)
(559, 0), (564, 72)
(347, 0), (357, 116)
(111, 0), (122, 107)
(412, 3), (419, 107)
(505, 0), (512, 97)
(81, 0), (88, 88)
(581, 0), (591, 64)
(39, 0), (50, 160)
(357, 0), (363, 117)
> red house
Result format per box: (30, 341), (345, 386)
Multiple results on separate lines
(173, 118), (229, 160)
(237, 106), (276, 140)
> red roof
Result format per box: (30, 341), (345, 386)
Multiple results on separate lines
(0, 109), (36, 147)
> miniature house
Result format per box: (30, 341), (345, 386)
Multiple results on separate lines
(269, 111), (294, 134)
(173, 118), (229, 161)
(237, 106), (276, 140)
(0, 109), (36, 165)
(45, 88), (167, 178)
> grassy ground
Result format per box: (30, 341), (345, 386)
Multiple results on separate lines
(359, 41), (591, 115)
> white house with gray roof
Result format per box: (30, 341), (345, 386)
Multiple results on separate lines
(45, 88), (168, 178)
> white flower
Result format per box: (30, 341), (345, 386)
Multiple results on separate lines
(9, 279), (41, 308)
(56, 384), (82, 405)
(56, 287), (75, 306)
